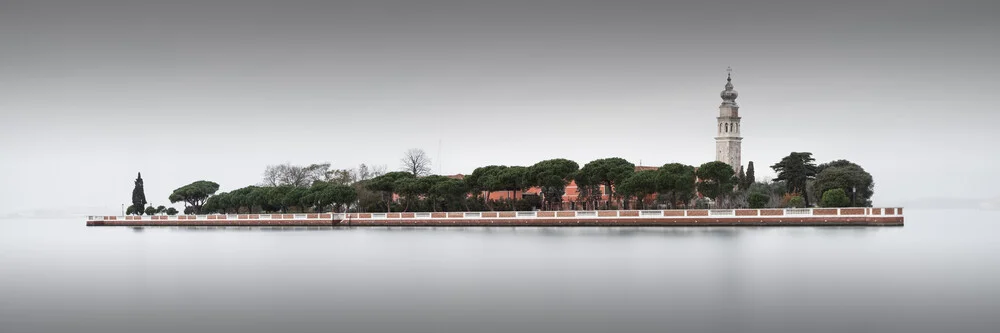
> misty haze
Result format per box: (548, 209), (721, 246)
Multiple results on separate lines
(1, 1), (998, 333)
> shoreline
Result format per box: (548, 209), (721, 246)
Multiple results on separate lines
(86, 208), (904, 227)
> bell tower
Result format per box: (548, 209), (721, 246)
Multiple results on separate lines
(715, 67), (742, 173)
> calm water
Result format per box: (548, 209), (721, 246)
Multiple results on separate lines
(1, 209), (998, 333)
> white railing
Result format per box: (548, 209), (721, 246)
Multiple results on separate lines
(709, 209), (735, 216)
(785, 208), (812, 215)
(640, 210), (661, 217)
(86, 207), (903, 222)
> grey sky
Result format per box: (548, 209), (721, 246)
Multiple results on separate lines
(1, 0), (998, 215)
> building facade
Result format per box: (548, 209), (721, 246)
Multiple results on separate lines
(715, 72), (742, 173)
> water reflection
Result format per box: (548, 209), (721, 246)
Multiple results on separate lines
(1, 212), (998, 333)
(101, 225), (887, 236)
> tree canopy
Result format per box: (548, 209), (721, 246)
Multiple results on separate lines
(656, 163), (697, 208)
(168, 180), (220, 214)
(527, 158), (579, 210)
(771, 152), (818, 207)
(695, 161), (737, 200)
(811, 160), (874, 207)
(577, 157), (635, 208)
(167, 151), (872, 213)
(617, 170), (658, 209)
(366, 171), (415, 212)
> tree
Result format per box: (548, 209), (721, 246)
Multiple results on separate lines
(168, 180), (220, 214)
(393, 176), (429, 212)
(326, 169), (355, 185)
(125, 204), (139, 215)
(143, 206), (156, 216)
(748, 181), (784, 208)
(131, 172), (147, 215)
(155, 206), (166, 215)
(617, 170), (658, 209)
(498, 166), (530, 200)
(264, 185), (295, 213)
(577, 158), (635, 209)
(165, 207), (179, 215)
(228, 186), (258, 213)
(771, 152), (818, 207)
(261, 163), (331, 187)
(466, 165), (507, 210)
(350, 163), (387, 213)
(284, 187), (311, 212)
(744, 161), (755, 190)
(356, 163), (386, 182)
(820, 188), (851, 208)
(428, 178), (470, 212)
(748, 191), (770, 208)
(656, 163), (697, 209)
(573, 174), (603, 211)
(400, 148), (432, 176)
(327, 184), (358, 212)
(201, 193), (225, 213)
(366, 171), (415, 212)
(737, 166), (747, 191)
(811, 160), (874, 207)
(527, 158), (579, 210)
(696, 161), (737, 201)
(250, 186), (280, 213)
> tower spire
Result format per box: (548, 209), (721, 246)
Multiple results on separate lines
(715, 68), (743, 174)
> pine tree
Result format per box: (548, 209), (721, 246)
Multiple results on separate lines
(131, 172), (147, 215)
(771, 153), (818, 207)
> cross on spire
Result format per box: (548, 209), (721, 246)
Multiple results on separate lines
(726, 66), (732, 80)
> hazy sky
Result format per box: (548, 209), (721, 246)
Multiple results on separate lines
(1, 0), (997, 215)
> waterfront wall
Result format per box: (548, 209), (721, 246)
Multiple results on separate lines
(86, 208), (903, 227)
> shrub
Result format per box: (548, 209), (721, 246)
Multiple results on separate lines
(787, 196), (806, 208)
(748, 192), (770, 208)
(820, 188), (851, 207)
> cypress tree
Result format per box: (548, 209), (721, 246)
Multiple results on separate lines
(737, 166), (747, 191)
(131, 172), (147, 215)
(745, 161), (755, 189)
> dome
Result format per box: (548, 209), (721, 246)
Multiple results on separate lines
(720, 75), (738, 103)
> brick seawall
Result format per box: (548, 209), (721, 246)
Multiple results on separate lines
(86, 208), (904, 227)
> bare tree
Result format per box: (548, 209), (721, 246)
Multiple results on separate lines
(400, 148), (432, 176)
(355, 163), (386, 182)
(262, 164), (288, 187)
(261, 162), (331, 187)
